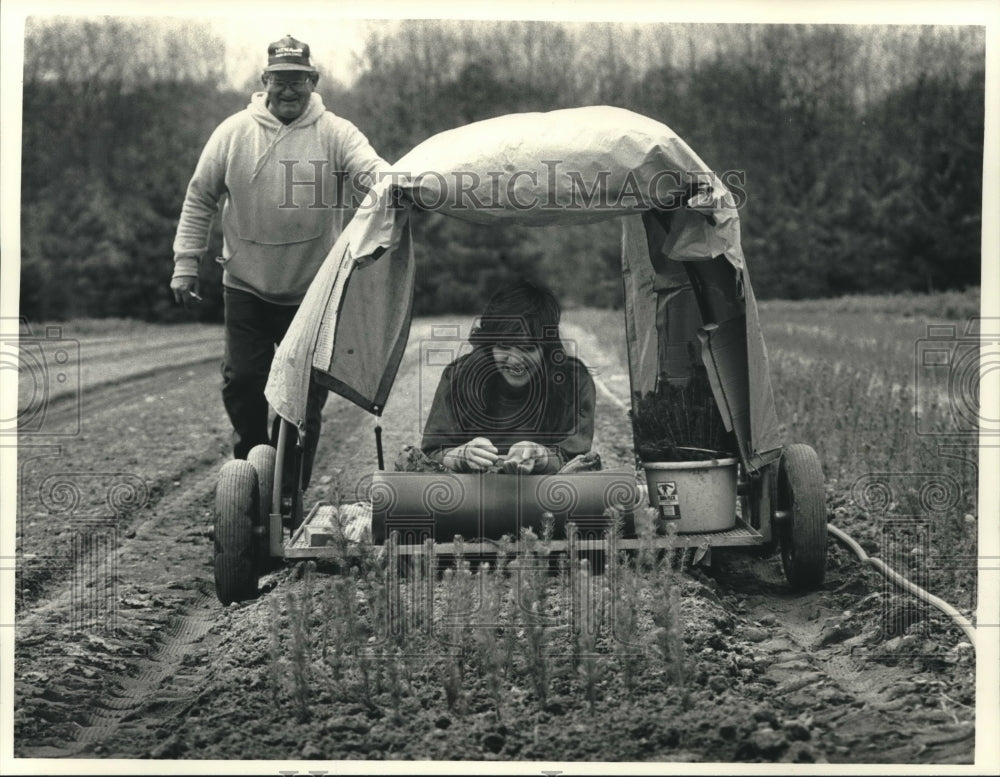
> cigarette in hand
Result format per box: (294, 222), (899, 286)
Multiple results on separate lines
(189, 290), (203, 301)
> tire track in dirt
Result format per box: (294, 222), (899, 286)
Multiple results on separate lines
(72, 594), (219, 748)
(15, 451), (226, 757)
(16, 351), (248, 755)
(15, 327), (394, 756)
(715, 552), (974, 762)
(15, 358), (229, 614)
(39, 331), (419, 757)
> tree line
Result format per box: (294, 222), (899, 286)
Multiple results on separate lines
(18, 18), (985, 321)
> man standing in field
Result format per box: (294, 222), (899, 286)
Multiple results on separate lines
(170, 35), (389, 496)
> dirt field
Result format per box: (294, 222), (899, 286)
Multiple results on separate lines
(8, 311), (980, 768)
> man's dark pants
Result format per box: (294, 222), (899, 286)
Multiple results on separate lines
(222, 287), (326, 490)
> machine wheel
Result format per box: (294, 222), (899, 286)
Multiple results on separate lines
(247, 444), (277, 571)
(776, 444), (827, 590)
(214, 459), (260, 605)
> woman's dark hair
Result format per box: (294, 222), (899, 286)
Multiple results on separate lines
(451, 281), (580, 443)
(468, 280), (561, 346)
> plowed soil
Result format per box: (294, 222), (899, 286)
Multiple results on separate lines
(8, 313), (978, 768)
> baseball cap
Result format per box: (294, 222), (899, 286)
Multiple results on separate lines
(264, 35), (318, 73)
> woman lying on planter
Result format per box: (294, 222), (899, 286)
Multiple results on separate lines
(408, 280), (598, 475)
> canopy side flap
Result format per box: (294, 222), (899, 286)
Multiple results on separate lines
(741, 271), (784, 462)
(266, 184), (410, 425)
(373, 223), (416, 410)
(622, 214), (660, 405)
(696, 320), (753, 468)
(324, 216), (416, 411)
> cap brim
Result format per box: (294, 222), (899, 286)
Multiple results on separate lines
(264, 63), (317, 73)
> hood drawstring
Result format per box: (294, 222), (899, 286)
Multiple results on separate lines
(248, 92), (324, 182)
(250, 127), (288, 182)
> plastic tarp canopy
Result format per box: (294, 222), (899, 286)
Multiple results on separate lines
(264, 105), (781, 466)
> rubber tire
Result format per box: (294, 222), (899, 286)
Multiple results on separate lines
(214, 459), (260, 605)
(247, 444), (277, 572)
(776, 444), (827, 590)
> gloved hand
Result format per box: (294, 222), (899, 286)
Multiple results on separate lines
(501, 441), (552, 474)
(170, 276), (202, 308)
(444, 437), (499, 472)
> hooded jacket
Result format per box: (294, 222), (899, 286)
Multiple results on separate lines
(421, 352), (596, 472)
(172, 92), (389, 304)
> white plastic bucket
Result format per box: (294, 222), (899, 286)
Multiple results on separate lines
(641, 454), (738, 533)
